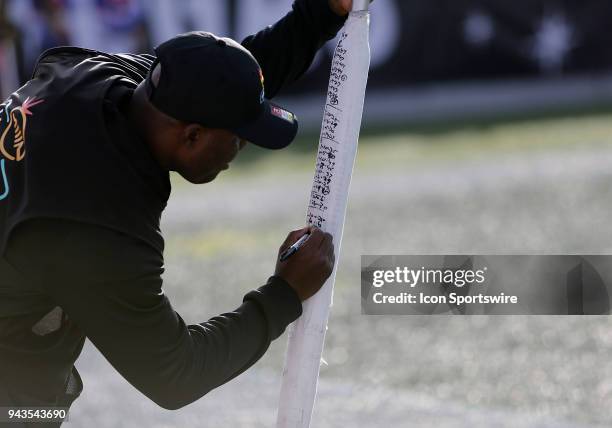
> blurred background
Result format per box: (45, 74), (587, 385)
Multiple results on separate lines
(2, 0), (612, 427)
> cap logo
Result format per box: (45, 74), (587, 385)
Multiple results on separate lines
(271, 106), (295, 124)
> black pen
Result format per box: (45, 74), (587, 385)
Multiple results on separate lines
(280, 232), (311, 262)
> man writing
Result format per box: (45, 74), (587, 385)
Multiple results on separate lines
(0, 0), (355, 421)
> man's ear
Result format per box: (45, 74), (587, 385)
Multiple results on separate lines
(184, 124), (204, 147)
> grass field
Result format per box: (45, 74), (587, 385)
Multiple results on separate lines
(71, 112), (612, 427)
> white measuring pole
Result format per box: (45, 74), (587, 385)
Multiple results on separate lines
(276, 2), (371, 427)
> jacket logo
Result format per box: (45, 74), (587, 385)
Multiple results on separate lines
(259, 69), (265, 104)
(0, 96), (44, 200)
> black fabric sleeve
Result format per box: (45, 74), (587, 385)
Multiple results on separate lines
(6, 219), (301, 410)
(241, 0), (347, 98)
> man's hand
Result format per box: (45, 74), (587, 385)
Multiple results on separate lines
(329, 0), (371, 16)
(328, 0), (353, 16)
(274, 226), (335, 301)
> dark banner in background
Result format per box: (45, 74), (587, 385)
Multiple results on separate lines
(5, 0), (612, 87)
(284, 0), (612, 96)
(4, 0), (612, 116)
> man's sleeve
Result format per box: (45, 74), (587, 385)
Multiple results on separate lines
(241, 0), (347, 98)
(14, 219), (302, 410)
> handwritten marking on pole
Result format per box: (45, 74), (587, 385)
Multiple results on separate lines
(277, 11), (370, 427)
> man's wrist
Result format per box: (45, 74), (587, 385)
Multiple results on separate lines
(243, 276), (303, 340)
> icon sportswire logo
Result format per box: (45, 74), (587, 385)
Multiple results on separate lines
(0, 96), (44, 201)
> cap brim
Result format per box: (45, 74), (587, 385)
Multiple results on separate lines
(231, 101), (298, 150)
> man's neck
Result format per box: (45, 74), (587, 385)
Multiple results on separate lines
(127, 84), (153, 142)
(127, 84), (170, 170)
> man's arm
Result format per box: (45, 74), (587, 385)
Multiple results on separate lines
(5, 219), (302, 410)
(241, 0), (347, 98)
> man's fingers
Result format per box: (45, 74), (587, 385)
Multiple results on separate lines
(318, 232), (332, 248)
(301, 227), (324, 250)
(279, 226), (315, 253)
(278, 227), (334, 259)
(321, 233), (335, 266)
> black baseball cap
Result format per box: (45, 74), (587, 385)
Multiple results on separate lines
(145, 31), (298, 150)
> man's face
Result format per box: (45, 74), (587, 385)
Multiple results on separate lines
(174, 127), (247, 184)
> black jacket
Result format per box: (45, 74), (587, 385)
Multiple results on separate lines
(0, 0), (345, 411)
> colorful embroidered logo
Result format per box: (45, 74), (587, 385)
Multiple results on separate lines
(271, 106), (295, 124)
(0, 96), (44, 200)
(259, 68), (265, 104)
